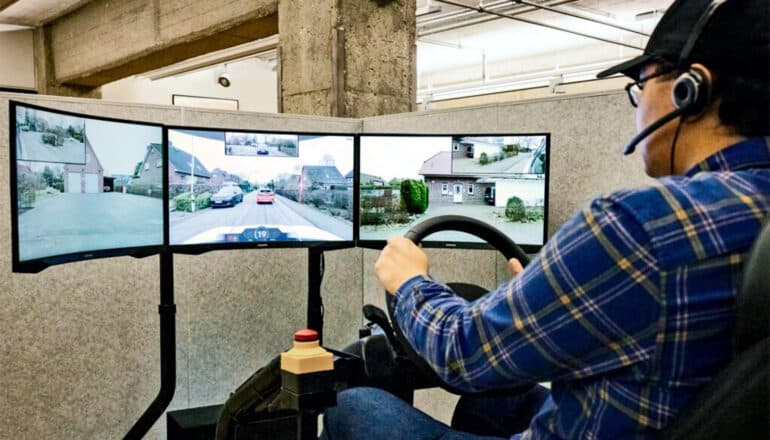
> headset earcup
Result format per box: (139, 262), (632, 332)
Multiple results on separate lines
(672, 69), (709, 114)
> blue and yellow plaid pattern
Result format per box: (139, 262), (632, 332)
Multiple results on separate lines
(394, 137), (770, 439)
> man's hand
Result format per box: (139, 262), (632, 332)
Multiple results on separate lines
(509, 258), (524, 276)
(375, 237), (429, 295)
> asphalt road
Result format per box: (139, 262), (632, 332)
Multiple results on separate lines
(170, 191), (352, 244)
(18, 192), (163, 261)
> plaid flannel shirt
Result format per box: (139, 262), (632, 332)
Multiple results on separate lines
(393, 137), (770, 439)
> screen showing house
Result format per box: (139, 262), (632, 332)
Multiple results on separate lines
(359, 135), (547, 246)
(14, 104), (164, 262)
(167, 129), (354, 245)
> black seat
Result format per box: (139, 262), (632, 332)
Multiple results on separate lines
(663, 218), (770, 439)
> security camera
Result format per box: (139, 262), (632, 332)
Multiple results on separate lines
(217, 72), (232, 88)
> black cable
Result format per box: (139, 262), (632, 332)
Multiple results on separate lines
(319, 253), (325, 320)
(670, 117), (685, 175)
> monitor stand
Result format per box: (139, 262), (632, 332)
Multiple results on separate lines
(123, 247), (328, 439)
(307, 247), (325, 344)
(125, 248), (176, 439)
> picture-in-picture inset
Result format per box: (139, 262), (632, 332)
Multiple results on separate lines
(168, 129), (354, 245)
(225, 132), (299, 157)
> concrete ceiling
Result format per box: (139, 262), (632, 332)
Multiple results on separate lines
(416, 0), (674, 99)
(0, 0), (95, 26)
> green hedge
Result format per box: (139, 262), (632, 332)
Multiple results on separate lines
(505, 196), (526, 222)
(174, 192), (193, 212)
(400, 179), (428, 214)
(196, 192), (212, 209)
(127, 183), (163, 199)
(173, 191), (213, 211)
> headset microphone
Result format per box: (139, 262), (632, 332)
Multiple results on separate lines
(622, 107), (686, 155)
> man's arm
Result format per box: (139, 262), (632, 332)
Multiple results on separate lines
(390, 198), (661, 392)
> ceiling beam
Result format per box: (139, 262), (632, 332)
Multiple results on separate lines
(0, 0), (20, 14)
(40, 0), (97, 25)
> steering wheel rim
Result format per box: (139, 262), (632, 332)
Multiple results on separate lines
(385, 215), (532, 395)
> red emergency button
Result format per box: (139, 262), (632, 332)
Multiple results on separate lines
(294, 329), (319, 342)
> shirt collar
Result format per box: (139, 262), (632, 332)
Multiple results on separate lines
(685, 137), (770, 178)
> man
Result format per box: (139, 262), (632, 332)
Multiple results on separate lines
(322, 0), (769, 438)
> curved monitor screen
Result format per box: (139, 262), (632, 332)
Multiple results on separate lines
(11, 102), (164, 270)
(167, 128), (354, 247)
(359, 135), (548, 250)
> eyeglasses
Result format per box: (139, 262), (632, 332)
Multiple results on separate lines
(625, 67), (676, 107)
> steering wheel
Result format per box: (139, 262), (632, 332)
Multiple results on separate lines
(385, 215), (534, 395)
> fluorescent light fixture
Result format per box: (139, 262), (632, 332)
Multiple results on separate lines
(0, 24), (33, 32)
(417, 59), (622, 102)
(140, 35), (279, 80)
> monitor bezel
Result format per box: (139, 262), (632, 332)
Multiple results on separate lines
(165, 125), (357, 254)
(10, 100), (166, 273)
(356, 132), (551, 254)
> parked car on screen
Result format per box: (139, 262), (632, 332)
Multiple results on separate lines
(257, 144), (269, 155)
(484, 187), (495, 206)
(256, 188), (275, 204)
(211, 186), (244, 207)
(524, 142), (546, 175)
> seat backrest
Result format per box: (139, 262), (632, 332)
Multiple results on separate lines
(662, 218), (770, 439)
(734, 218), (770, 352)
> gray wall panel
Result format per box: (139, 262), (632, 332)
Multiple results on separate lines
(178, 108), (361, 133)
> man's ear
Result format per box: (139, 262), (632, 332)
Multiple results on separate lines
(684, 63), (715, 122)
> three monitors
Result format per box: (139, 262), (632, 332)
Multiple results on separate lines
(9, 102), (549, 272)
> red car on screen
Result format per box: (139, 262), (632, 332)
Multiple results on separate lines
(256, 188), (275, 204)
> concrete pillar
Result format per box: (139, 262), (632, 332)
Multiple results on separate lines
(33, 27), (101, 98)
(278, 0), (416, 117)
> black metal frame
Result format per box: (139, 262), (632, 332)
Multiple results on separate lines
(356, 132), (551, 254)
(164, 125), (357, 255)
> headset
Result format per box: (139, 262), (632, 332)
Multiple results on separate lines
(623, 0), (727, 156)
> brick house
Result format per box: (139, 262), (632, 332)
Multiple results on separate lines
(297, 165), (346, 203)
(418, 151), (491, 205)
(164, 144), (211, 184)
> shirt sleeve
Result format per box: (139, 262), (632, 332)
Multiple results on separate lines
(392, 198), (661, 393)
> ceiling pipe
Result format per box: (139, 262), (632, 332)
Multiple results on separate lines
(418, 0), (578, 35)
(511, 0), (649, 37)
(432, 0), (644, 50)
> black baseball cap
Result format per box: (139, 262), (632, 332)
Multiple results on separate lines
(597, 0), (770, 81)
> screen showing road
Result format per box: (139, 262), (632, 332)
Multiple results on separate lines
(13, 104), (164, 262)
(359, 135), (548, 246)
(168, 129), (354, 245)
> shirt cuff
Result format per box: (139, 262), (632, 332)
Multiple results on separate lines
(394, 274), (430, 305)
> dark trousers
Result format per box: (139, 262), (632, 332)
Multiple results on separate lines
(321, 385), (550, 440)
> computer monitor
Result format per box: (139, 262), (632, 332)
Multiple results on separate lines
(358, 134), (549, 252)
(10, 101), (165, 272)
(167, 127), (355, 251)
